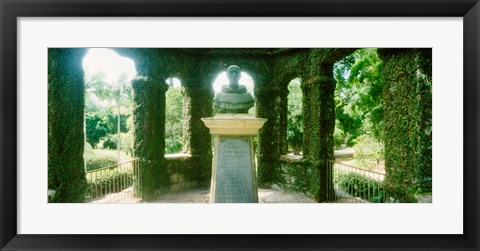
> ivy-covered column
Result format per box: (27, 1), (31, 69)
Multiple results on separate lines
(182, 85), (214, 184)
(254, 62), (282, 186)
(379, 49), (432, 202)
(301, 81), (313, 158)
(302, 55), (336, 202)
(48, 48), (88, 202)
(132, 76), (170, 201)
(277, 85), (289, 155)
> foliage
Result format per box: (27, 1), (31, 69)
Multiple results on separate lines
(48, 48), (88, 203)
(84, 151), (117, 171)
(85, 72), (134, 109)
(165, 86), (184, 154)
(133, 77), (170, 200)
(85, 72), (133, 153)
(86, 111), (129, 148)
(102, 132), (134, 153)
(85, 112), (109, 147)
(333, 48), (384, 144)
(380, 49), (432, 202)
(287, 78), (303, 155)
(334, 172), (387, 203)
(333, 120), (346, 148)
(352, 134), (384, 169)
(105, 113), (129, 134)
(278, 159), (320, 199)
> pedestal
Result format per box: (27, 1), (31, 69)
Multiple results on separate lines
(202, 114), (267, 203)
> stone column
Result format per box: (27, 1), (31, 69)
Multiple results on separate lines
(132, 76), (170, 201)
(48, 48), (88, 202)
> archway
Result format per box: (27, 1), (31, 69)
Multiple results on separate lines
(82, 48), (137, 170)
(286, 77), (303, 156)
(332, 48), (384, 171)
(165, 77), (185, 154)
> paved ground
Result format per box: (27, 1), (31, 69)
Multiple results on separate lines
(152, 187), (316, 203)
(89, 186), (317, 203)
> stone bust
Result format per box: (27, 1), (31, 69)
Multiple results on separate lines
(214, 65), (254, 114)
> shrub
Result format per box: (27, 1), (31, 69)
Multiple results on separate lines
(102, 132), (134, 152)
(85, 111), (109, 148)
(102, 134), (117, 149)
(85, 171), (137, 200)
(84, 152), (117, 171)
(352, 134), (384, 169)
(165, 139), (183, 154)
(334, 122), (346, 149)
(334, 172), (386, 203)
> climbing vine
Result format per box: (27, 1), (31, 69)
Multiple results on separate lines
(132, 77), (170, 200)
(48, 48), (88, 202)
(379, 49), (432, 202)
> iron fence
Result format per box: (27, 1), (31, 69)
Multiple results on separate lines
(327, 160), (388, 203)
(85, 159), (142, 203)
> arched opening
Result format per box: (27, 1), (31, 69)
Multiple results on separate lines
(82, 48), (137, 171)
(212, 70), (256, 115)
(333, 48), (384, 172)
(286, 77), (303, 156)
(165, 77), (185, 154)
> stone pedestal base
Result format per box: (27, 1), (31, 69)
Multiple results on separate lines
(202, 114), (267, 203)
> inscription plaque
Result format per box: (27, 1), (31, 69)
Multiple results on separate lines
(214, 137), (254, 203)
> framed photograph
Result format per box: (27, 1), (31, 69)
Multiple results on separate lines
(1, 0), (479, 250)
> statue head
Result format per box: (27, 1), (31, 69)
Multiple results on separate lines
(226, 65), (241, 90)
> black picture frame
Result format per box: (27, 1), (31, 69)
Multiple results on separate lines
(1, 0), (479, 250)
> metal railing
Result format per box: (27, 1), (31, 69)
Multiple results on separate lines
(85, 159), (142, 203)
(327, 160), (388, 203)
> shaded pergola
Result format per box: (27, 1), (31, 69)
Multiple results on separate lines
(48, 48), (432, 203)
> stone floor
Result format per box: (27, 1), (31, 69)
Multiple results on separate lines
(89, 186), (317, 203)
(152, 187), (316, 203)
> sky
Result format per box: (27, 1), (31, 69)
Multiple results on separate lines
(82, 48), (254, 94)
(82, 48), (137, 85)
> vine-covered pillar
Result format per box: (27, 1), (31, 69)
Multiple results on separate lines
(379, 48), (432, 202)
(48, 48), (88, 202)
(277, 83), (289, 155)
(302, 53), (336, 202)
(254, 61), (282, 186)
(132, 75), (170, 201)
(181, 60), (215, 185)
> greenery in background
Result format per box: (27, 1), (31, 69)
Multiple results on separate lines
(84, 71), (134, 155)
(85, 112), (129, 148)
(286, 78), (303, 155)
(352, 134), (384, 170)
(278, 159), (320, 199)
(165, 85), (184, 154)
(85, 112), (109, 147)
(333, 48), (384, 148)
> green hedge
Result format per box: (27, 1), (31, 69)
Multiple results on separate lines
(334, 172), (387, 203)
(84, 153), (117, 171)
(86, 172), (136, 200)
